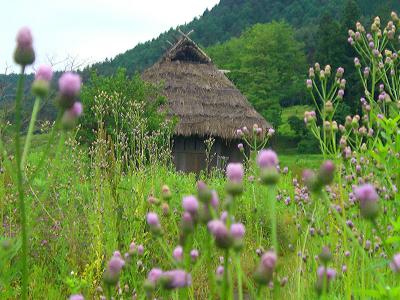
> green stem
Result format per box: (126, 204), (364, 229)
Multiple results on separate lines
(269, 186), (278, 254)
(236, 253), (243, 300)
(21, 96), (41, 169)
(14, 66), (28, 300)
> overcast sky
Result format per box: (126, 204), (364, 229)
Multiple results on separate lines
(0, 0), (219, 73)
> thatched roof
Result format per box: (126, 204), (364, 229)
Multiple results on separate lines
(142, 36), (269, 139)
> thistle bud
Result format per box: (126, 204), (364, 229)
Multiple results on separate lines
(161, 185), (172, 201)
(309, 68), (315, 79)
(318, 246), (332, 264)
(254, 251), (277, 285)
(61, 102), (83, 129)
(390, 253), (400, 273)
(354, 57), (361, 68)
(146, 212), (161, 234)
(208, 219), (233, 249)
(306, 79), (312, 90)
(354, 184), (379, 220)
(391, 11), (399, 23)
(58, 72), (82, 109)
(318, 160), (335, 185)
(14, 27), (35, 66)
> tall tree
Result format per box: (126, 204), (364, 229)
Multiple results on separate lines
(208, 22), (306, 128)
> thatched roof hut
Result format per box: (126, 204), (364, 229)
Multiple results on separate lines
(142, 35), (268, 172)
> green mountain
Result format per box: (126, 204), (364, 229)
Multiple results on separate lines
(86, 0), (400, 76)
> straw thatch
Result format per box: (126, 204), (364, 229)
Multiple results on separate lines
(142, 36), (269, 139)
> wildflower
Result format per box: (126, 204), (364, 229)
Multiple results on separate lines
(306, 79), (312, 89)
(137, 244), (144, 255)
(161, 185), (172, 201)
(231, 223), (245, 250)
(190, 249), (199, 262)
(318, 246), (332, 264)
(316, 266), (336, 294)
(58, 72), (81, 108)
(390, 253), (400, 273)
(182, 195), (199, 215)
(181, 212), (194, 233)
(354, 184), (379, 220)
(173, 246), (183, 261)
(226, 163), (244, 195)
(237, 143), (244, 151)
(318, 161), (335, 185)
(61, 102), (83, 129)
(144, 268), (163, 291)
(254, 251), (277, 285)
(160, 269), (191, 289)
(257, 149), (278, 168)
(32, 65), (53, 97)
(354, 57), (361, 68)
(69, 295), (84, 300)
(210, 190), (219, 209)
(216, 265), (224, 281)
(14, 27), (35, 66)
(208, 219), (232, 249)
(267, 128), (275, 137)
(226, 163), (244, 182)
(104, 253), (125, 285)
(146, 212), (161, 233)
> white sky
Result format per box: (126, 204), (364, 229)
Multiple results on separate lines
(0, 0), (219, 73)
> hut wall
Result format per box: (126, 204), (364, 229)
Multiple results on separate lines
(172, 135), (245, 173)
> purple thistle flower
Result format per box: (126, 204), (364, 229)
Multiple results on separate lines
(173, 246), (183, 261)
(147, 268), (163, 283)
(182, 195), (199, 214)
(230, 223), (245, 239)
(161, 269), (191, 289)
(261, 251), (277, 269)
(390, 253), (400, 273)
(16, 27), (33, 48)
(69, 295), (84, 300)
(317, 266), (336, 281)
(108, 255), (125, 274)
(210, 190), (219, 209)
(35, 65), (53, 81)
(137, 244), (144, 255)
(190, 249), (199, 261)
(226, 163), (244, 182)
(59, 72), (81, 98)
(146, 212), (160, 228)
(257, 149), (278, 168)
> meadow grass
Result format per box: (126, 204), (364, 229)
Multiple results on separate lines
(1, 133), (397, 299)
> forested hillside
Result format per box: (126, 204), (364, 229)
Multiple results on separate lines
(87, 0), (400, 75)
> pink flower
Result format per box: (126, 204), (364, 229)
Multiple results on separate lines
(108, 255), (125, 274)
(148, 268), (163, 283)
(226, 163), (244, 182)
(69, 295), (84, 300)
(390, 253), (400, 273)
(354, 184), (378, 204)
(257, 149), (278, 168)
(173, 246), (183, 261)
(261, 251), (277, 269)
(190, 249), (199, 261)
(230, 223), (245, 239)
(161, 269), (191, 289)
(16, 27), (33, 48)
(146, 212), (160, 228)
(182, 195), (199, 214)
(35, 65), (53, 81)
(59, 72), (81, 98)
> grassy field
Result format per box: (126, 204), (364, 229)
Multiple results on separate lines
(279, 105), (313, 137)
(1, 130), (398, 300)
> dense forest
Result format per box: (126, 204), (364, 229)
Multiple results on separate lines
(86, 0), (400, 75)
